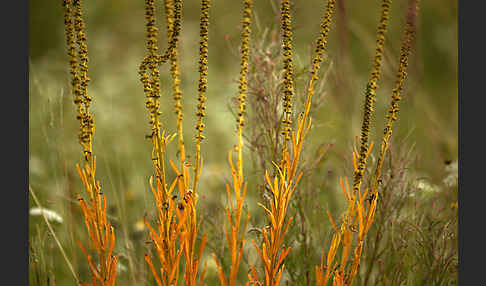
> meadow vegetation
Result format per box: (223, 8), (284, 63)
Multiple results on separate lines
(29, 0), (457, 285)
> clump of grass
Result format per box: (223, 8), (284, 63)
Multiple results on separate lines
(30, 185), (80, 285)
(358, 143), (416, 286)
(356, 144), (457, 285)
(62, 0), (118, 285)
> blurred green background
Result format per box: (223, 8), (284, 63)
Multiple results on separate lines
(29, 0), (457, 285)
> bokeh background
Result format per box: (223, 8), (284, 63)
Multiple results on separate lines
(29, 0), (457, 285)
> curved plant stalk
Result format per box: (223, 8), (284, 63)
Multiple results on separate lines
(29, 185), (81, 285)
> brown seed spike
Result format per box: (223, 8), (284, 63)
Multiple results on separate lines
(352, 0), (392, 195)
(280, 0), (295, 148)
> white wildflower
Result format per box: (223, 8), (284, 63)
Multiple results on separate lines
(95, 262), (128, 273)
(416, 180), (439, 194)
(117, 262), (127, 273)
(134, 219), (145, 232)
(30, 207), (64, 223)
(29, 156), (45, 177)
(443, 160), (458, 187)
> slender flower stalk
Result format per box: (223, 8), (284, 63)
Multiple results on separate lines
(351, 3), (418, 284)
(352, 0), (392, 196)
(236, 0), (253, 179)
(64, 0), (94, 157)
(176, 1), (211, 284)
(193, 0), (211, 194)
(139, 0), (167, 201)
(315, 3), (393, 279)
(345, 3), (393, 283)
(248, 1), (335, 285)
(168, 0), (188, 181)
(76, 162), (119, 286)
(315, 1), (419, 285)
(290, 0), (336, 181)
(371, 0), (418, 196)
(143, 134), (187, 286)
(139, 0), (186, 285)
(213, 1), (252, 286)
(315, 2), (394, 285)
(62, 0), (118, 285)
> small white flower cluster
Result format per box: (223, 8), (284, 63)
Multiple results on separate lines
(416, 180), (439, 194)
(409, 180), (439, 197)
(95, 262), (128, 273)
(443, 160), (458, 187)
(117, 262), (128, 273)
(29, 156), (45, 177)
(29, 207), (64, 224)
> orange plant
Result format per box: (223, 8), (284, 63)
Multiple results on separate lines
(139, 0), (208, 285)
(76, 161), (118, 286)
(212, 1), (252, 285)
(62, 0), (118, 285)
(248, 0), (336, 285)
(314, 0), (393, 285)
(315, 0), (418, 285)
(314, 147), (376, 286)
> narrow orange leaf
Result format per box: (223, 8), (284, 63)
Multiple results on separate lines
(145, 254), (162, 286)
